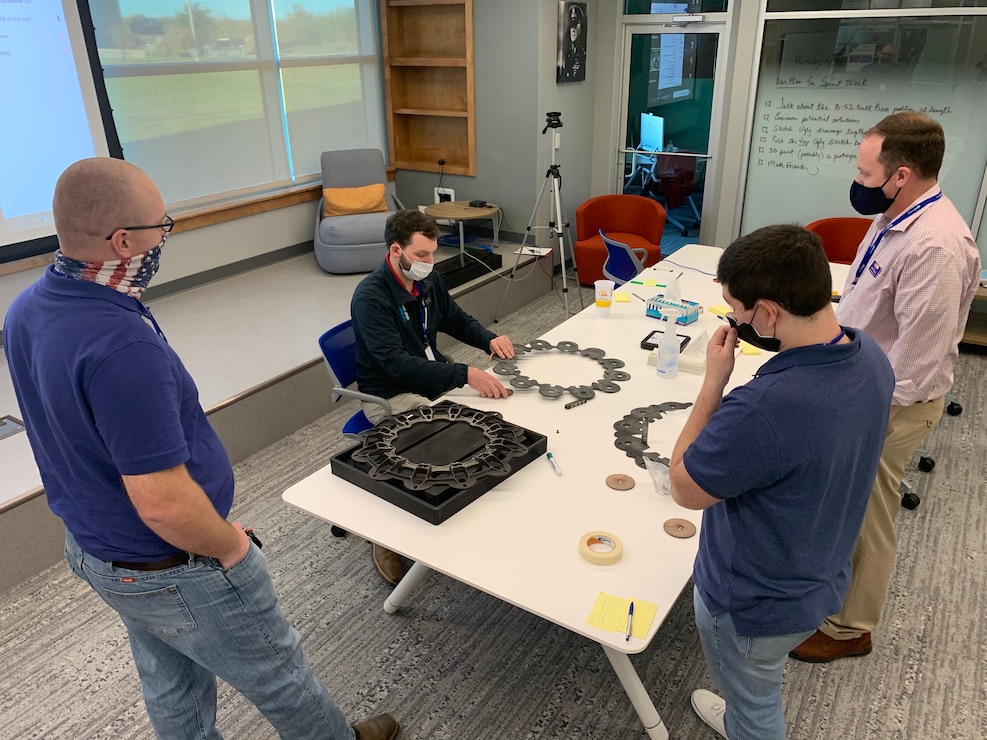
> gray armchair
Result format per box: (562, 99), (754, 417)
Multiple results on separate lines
(314, 149), (403, 274)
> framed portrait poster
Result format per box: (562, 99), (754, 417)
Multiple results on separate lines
(557, 1), (587, 83)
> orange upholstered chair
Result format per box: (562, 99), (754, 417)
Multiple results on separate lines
(574, 195), (666, 285)
(805, 217), (872, 265)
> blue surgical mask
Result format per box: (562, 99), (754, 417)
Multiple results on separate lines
(849, 171), (899, 215)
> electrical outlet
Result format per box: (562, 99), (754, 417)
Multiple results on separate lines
(433, 187), (455, 225)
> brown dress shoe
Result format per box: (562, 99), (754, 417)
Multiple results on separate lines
(789, 629), (872, 663)
(353, 712), (399, 740)
(372, 544), (405, 586)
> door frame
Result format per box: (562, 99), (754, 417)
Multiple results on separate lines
(614, 13), (731, 247)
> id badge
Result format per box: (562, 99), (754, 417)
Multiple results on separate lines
(424, 346), (436, 361)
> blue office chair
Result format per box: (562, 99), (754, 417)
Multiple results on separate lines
(600, 230), (648, 286)
(319, 320), (393, 538)
(318, 320), (392, 438)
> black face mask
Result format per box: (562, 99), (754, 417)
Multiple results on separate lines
(849, 171), (899, 215)
(727, 306), (781, 353)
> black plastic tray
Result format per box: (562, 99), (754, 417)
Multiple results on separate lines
(330, 402), (547, 524)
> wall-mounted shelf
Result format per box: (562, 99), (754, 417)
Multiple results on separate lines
(380, 0), (475, 176)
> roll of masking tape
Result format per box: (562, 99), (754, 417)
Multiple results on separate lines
(579, 531), (623, 565)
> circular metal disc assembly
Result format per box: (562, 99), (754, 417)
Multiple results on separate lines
(351, 403), (529, 491)
(613, 402), (695, 469)
(491, 340), (630, 404)
(663, 518), (697, 538)
(606, 473), (636, 490)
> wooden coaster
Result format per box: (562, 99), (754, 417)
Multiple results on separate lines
(663, 518), (696, 538)
(605, 474), (635, 490)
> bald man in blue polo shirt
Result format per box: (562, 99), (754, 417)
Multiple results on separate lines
(4, 157), (398, 740)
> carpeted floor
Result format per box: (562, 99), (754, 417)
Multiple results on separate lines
(1, 281), (984, 739)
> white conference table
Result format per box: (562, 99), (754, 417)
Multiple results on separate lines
(284, 244), (850, 738)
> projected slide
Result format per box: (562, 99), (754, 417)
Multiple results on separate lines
(0, 2), (105, 249)
(647, 33), (698, 107)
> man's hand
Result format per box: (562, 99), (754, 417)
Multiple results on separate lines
(705, 324), (738, 392)
(221, 521), (252, 568)
(123, 465), (249, 563)
(467, 366), (510, 398)
(489, 335), (515, 360)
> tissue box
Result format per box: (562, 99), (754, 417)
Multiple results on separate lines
(645, 297), (700, 325)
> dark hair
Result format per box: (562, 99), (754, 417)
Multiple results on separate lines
(385, 209), (439, 249)
(867, 110), (944, 180)
(717, 224), (831, 317)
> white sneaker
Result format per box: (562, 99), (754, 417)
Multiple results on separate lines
(691, 689), (727, 738)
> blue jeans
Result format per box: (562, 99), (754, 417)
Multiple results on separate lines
(65, 532), (354, 740)
(693, 587), (813, 740)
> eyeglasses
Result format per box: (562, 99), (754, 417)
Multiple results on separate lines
(105, 215), (174, 241)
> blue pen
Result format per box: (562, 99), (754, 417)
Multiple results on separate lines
(625, 601), (634, 641)
(546, 452), (562, 476)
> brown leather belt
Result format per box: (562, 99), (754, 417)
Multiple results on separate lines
(111, 552), (191, 571)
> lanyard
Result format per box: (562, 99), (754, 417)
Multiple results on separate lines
(851, 192), (942, 286)
(138, 301), (168, 342)
(419, 298), (429, 346)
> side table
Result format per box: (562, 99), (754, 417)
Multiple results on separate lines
(423, 201), (500, 266)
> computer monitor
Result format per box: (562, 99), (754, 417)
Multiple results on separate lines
(640, 112), (664, 151)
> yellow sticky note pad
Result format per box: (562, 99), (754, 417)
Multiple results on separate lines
(739, 341), (762, 355)
(614, 292), (631, 303)
(642, 278), (658, 287)
(586, 592), (659, 639)
(707, 304), (731, 317)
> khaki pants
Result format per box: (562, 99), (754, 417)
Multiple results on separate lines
(362, 392), (431, 424)
(821, 396), (944, 640)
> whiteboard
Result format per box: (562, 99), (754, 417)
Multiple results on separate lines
(741, 27), (987, 235)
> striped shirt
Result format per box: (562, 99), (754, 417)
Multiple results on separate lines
(837, 186), (980, 406)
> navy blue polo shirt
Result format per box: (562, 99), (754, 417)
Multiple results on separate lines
(4, 267), (233, 561)
(683, 329), (893, 636)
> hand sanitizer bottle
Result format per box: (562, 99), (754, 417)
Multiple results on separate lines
(656, 310), (680, 380)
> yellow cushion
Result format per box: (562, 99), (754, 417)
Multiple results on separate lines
(322, 183), (388, 217)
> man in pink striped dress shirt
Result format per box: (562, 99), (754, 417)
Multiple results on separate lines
(792, 111), (981, 663)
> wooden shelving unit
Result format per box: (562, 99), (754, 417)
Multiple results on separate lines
(380, 0), (475, 175)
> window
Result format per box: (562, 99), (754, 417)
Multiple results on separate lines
(624, 1), (728, 13)
(90, 0), (382, 208)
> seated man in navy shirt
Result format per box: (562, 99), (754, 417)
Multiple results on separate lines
(350, 209), (514, 585)
(669, 224), (894, 740)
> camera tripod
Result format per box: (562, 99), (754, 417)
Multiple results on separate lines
(496, 112), (583, 320)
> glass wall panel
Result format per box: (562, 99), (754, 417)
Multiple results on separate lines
(622, 30), (719, 248)
(624, 33), (718, 154)
(768, 1), (987, 11)
(625, 1), (728, 14)
(742, 15), (987, 233)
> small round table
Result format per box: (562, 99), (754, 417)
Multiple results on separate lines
(423, 200), (500, 265)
